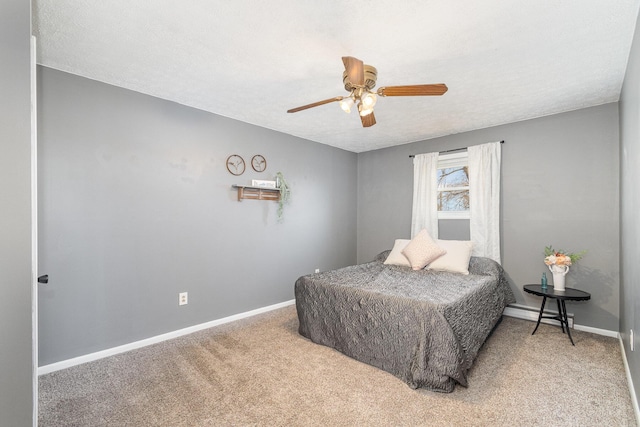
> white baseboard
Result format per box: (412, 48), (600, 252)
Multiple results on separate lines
(573, 323), (619, 338)
(619, 336), (640, 426)
(503, 304), (619, 338)
(38, 299), (296, 375)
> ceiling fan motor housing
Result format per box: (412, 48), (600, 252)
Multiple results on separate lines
(343, 65), (377, 92)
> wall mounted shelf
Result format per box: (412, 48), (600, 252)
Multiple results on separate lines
(232, 185), (280, 202)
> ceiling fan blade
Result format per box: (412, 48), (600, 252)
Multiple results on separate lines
(360, 112), (376, 128)
(287, 96), (344, 113)
(342, 56), (364, 86)
(377, 84), (448, 97)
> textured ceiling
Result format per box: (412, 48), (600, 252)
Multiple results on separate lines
(33, 1), (640, 153)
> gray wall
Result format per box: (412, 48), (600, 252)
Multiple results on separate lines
(620, 5), (640, 411)
(0, 0), (34, 424)
(358, 103), (620, 331)
(38, 68), (357, 365)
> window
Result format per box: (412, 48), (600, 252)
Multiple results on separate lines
(437, 152), (469, 219)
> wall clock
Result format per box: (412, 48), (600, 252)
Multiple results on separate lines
(251, 155), (267, 172)
(226, 154), (246, 176)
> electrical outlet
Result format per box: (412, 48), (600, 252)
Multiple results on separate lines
(179, 292), (188, 306)
(631, 329), (635, 352)
(315, 268), (320, 273)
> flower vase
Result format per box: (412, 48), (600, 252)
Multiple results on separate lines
(548, 264), (569, 291)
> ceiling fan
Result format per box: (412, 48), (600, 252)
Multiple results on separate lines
(287, 56), (448, 128)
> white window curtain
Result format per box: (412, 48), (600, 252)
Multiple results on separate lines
(411, 152), (439, 238)
(468, 141), (502, 263)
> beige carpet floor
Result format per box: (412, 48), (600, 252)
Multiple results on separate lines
(39, 305), (637, 426)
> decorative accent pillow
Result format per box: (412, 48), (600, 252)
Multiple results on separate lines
(402, 229), (447, 270)
(427, 240), (474, 275)
(384, 239), (411, 267)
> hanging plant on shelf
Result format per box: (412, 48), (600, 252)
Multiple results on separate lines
(275, 171), (291, 222)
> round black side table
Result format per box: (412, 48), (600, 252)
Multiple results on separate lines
(523, 284), (591, 346)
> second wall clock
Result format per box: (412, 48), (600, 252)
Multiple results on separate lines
(251, 155), (267, 172)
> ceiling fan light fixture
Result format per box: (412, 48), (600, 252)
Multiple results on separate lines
(358, 102), (373, 117)
(361, 91), (377, 108)
(339, 97), (354, 113)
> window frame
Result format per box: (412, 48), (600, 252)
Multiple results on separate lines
(437, 151), (470, 219)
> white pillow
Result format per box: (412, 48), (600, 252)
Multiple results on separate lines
(427, 240), (474, 275)
(402, 229), (447, 271)
(384, 239), (411, 267)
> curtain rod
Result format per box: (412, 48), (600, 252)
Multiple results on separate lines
(409, 140), (504, 158)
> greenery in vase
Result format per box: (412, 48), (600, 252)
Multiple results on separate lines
(275, 171), (291, 222)
(543, 245), (587, 266)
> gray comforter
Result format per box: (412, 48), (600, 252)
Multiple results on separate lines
(295, 253), (515, 392)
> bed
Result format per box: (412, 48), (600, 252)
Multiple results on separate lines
(294, 250), (515, 392)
